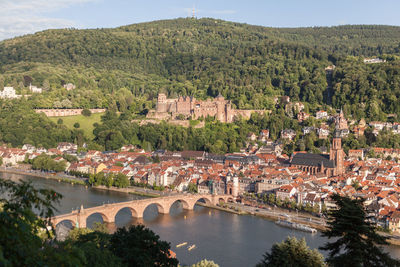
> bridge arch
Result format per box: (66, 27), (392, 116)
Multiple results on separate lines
(169, 199), (190, 214)
(114, 206), (139, 220)
(218, 197), (226, 204)
(143, 202), (167, 215)
(192, 196), (212, 210)
(86, 211), (110, 228)
(55, 219), (76, 228)
(113, 206), (139, 227)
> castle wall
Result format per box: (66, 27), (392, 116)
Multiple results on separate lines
(35, 109), (106, 117)
(157, 97), (177, 113)
(176, 97), (192, 115)
(231, 110), (268, 122)
(192, 99), (221, 120)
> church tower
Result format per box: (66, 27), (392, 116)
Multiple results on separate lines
(329, 133), (344, 176)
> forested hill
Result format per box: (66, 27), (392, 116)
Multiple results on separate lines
(0, 18), (400, 119)
(265, 25), (400, 56)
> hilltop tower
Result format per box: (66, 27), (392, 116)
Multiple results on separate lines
(329, 133), (344, 176)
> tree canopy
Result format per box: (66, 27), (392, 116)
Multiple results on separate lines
(256, 236), (326, 267)
(1, 19), (400, 118)
(1, 19), (400, 152)
(320, 194), (400, 267)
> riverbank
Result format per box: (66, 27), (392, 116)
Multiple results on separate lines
(0, 168), (162, 198)
(196, 202), (245, 215)
(92, 185), (160, 198)
(0, 168), (85, 185)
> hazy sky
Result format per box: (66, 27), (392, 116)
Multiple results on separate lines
(1, 0), (399, 40)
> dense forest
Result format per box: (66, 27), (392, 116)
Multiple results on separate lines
(331, 57), (400, 121)
(0, 18), (332, 111)
(1, 19), (400, 114)
(1, 18), (400, 152)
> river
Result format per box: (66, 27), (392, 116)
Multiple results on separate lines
(2, 172), (400, 267)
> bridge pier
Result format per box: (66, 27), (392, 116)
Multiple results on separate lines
(78, 214), (86, 228)
(158, 209), (170, 215)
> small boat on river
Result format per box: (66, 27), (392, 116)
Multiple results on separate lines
(188, 244), (196, 251)
(176, 242), (187, 248)
(276, 219), (317, 234)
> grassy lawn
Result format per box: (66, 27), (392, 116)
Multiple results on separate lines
(50, 112), (104, 139)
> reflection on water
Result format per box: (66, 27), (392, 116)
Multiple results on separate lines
(2, 172), (400, 267)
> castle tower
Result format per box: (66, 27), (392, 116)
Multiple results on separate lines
(329, 134), (344, 176)
(216, 93), (226, 122)
(225, 101), (232, 123)
(157, 93), (167, 112)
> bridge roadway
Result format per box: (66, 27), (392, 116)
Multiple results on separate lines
(52, 193), (233, 228)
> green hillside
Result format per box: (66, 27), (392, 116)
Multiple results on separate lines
(1, 19), (400, 151)
(0, 18), (400, 120)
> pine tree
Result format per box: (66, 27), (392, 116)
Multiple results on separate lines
(257, 236), (325, 267)
(320, 194), (400, 267)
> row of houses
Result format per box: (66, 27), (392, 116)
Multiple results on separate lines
(369, 121), (400, 135)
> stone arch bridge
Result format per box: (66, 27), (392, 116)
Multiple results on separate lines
(52, 194), (233, 228)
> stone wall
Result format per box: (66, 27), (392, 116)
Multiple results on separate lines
(232, 110), (269, 120)
(176, 96), (192, 115)
(132, 119), (205, 128)
(35, 109), (106, 117)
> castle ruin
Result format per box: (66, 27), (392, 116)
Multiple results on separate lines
(147, 93), (266, 123)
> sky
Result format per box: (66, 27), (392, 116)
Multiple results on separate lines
(1, 0), (400, 40)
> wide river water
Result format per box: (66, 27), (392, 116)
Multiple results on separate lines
(2, 172), (400, 267)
